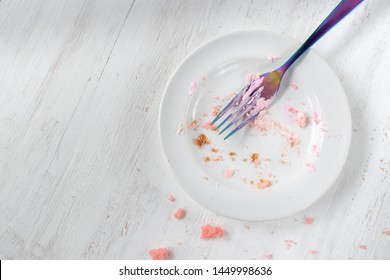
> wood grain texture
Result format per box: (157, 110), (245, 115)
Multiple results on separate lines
(0, 0), (389, 260)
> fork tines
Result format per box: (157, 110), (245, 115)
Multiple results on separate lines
(211, 77), (268, 140)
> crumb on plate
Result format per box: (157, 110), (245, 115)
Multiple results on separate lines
(167, 195), (175, 202)
(194, 133), (210, 149)
(290, 82), (298, 90)
(250, 153), (259, 164)
(224, 169), (235, 178)
(256, 178), (271, 189)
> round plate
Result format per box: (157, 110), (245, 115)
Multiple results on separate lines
(158, 31), (351, 221)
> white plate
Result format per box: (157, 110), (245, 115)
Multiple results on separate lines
(158, 31), (351, 221)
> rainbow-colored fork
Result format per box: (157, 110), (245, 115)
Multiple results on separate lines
(212, 0), (365, 139)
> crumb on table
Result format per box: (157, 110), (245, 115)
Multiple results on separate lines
(149, 248), (170, 260)
(200, 225), (224, 240)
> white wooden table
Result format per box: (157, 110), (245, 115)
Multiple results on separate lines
(0, 0), (389, 260)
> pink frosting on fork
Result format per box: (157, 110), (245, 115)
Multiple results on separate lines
(242, 77), (264, 101)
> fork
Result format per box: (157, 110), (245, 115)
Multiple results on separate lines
(212, 0), (365, 140)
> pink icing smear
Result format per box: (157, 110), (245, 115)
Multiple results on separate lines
(176, 123), (184, 136)
(188, 81), (197, 96)
(224, 169), (235, 178)
(173, 208), (185, 220)
(200, 225), (224, 240)
(149, 248), (170, 260)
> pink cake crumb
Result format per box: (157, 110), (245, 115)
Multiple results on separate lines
(288, 136), (298, 148)
(284, 240), (297, 249)
(267, 54), (281, 63)
(149, 248), (170, 260)
(382, 230), (390, 236)
(290, 82), (298, 90)
(187, 120), (198, 130)
(188, 81), (197, 96)
(224, 169), (235, 178)
(309, 249), (318, 255)
(264, 254), (273, 260)
(211, 106), (221, 116)
(284, 105), (297, 113)
(359, 244), (367, 250)
(213, 155), (223, 162)
(304, 162), (316, 171)
(295, 112), (307, 128)
(176, 123), (184, 136)
(202, 121), (215, 131)
(200, 225), (224, 240)
(167, 195), (175, 202)
(304, 216), (314, 224)
(173, 208), (185, 220)
(201, 74), (206, 81)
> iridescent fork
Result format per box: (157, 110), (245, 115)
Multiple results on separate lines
(212, 0), (365, 139)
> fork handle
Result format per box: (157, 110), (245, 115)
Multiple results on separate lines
(279, 0), (365, 73)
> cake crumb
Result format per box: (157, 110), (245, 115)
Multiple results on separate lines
(149, 248), (170, 260)
(264, 253), (273, 260)
(284, 240), (297, 249)
(204, 157), (210, 162)
(229, 152), (236, 156)
(309, 249), (318, 255)
(382, 230), (390, 236)
(250, 153), (259, 164)
(211, 106), (221, 117)
(359, 244), (367, 250)
(194, 134), (210, 149)
(288, 136), (298, 148)
(187, 120), (198, 130)
(224, 169), (235, 178)
(256, 179), (271, 189)
(200, 225), (224, 240)
(295, 112), (307, 128)
(213, 155), (223, 162)
(304, 216), (314, 224)
(173, 208), (185, 220)
(211, 147), (219, 153)
(290, 82), (298, 90)
(202, 121), (215, 131)
(167, 195), (175, 202)
(267, 54), (281, 63)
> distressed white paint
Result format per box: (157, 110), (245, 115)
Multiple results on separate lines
(0, 0), (389, 260)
